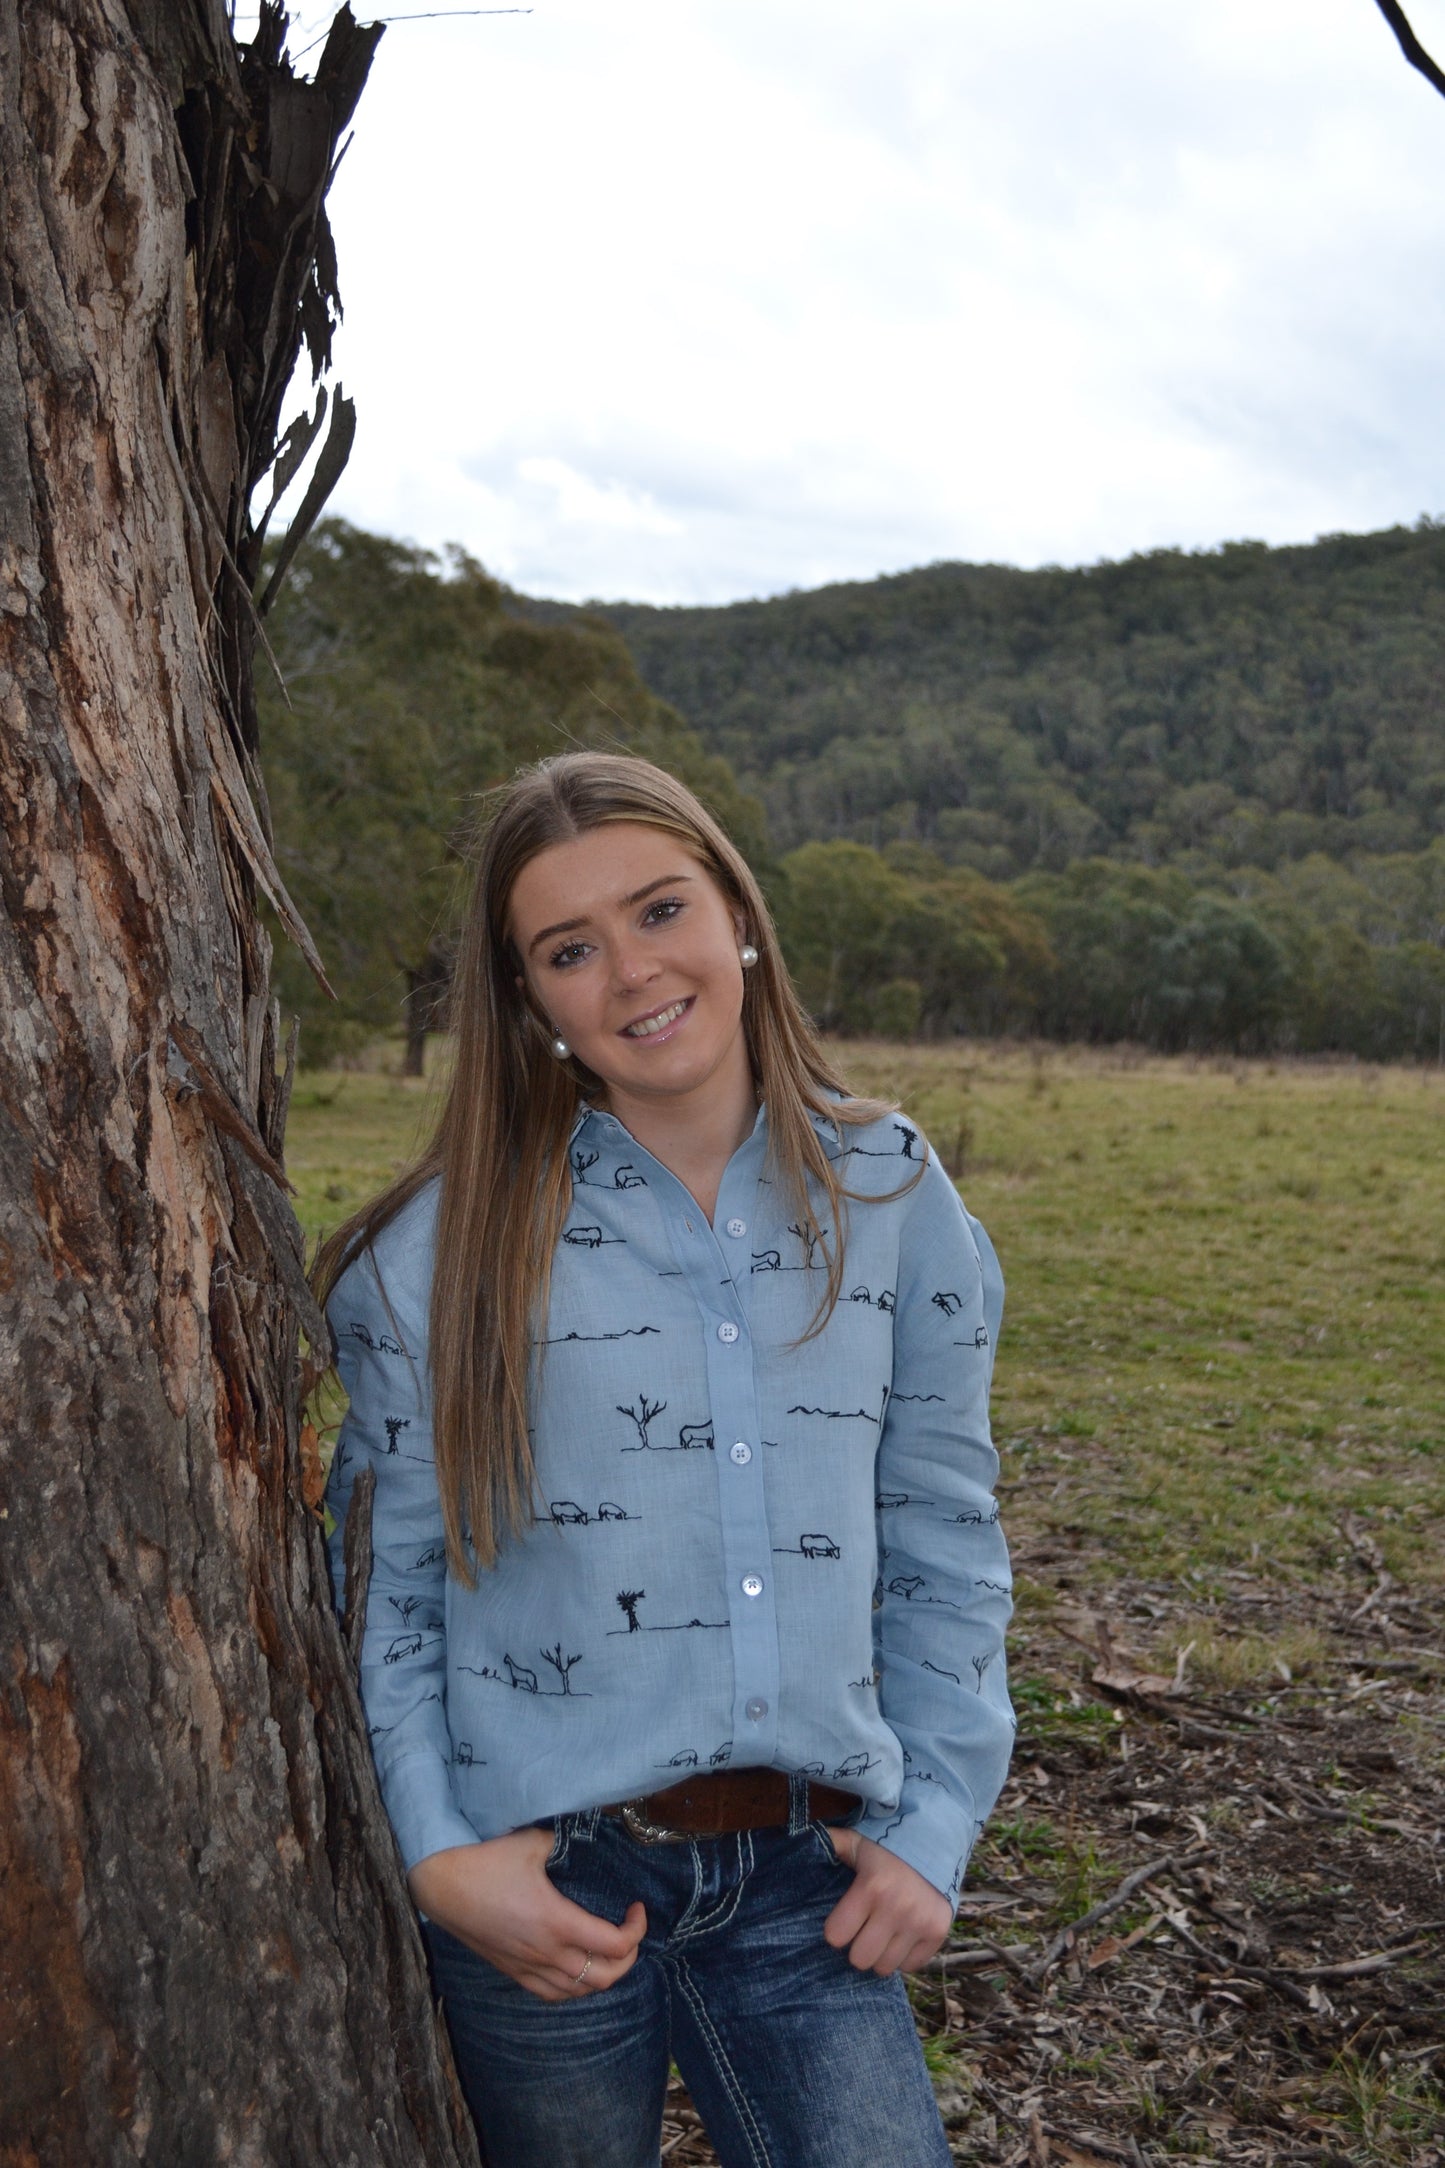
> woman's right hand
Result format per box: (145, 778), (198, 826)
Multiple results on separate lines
(407, 1826), (647, 2002)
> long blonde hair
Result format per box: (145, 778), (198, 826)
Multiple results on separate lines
(315, 751), (908, 1584)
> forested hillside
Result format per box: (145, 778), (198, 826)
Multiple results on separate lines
(260, 522), (1445, 1066)
(550, 522), (1445, 876)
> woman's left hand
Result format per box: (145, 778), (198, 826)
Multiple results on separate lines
(820, 1827), (953, 1976)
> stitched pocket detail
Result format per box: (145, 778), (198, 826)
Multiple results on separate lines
(809, 1819), (852, 1870)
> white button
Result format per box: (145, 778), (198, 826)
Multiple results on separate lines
(741, 1573), (764, 1598)
(745, 1696), (768, 1721)
(725, 1217), (747, 1238)
(717, 1321), (740, 1344)
(729, 1441), (752, 1465)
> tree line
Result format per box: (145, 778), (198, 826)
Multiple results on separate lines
(553, 522), (1445, 879)
(260, 522), (1445, 1065)
(779, 838), (1444, 1059)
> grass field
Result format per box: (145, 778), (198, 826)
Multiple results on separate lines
(288, 1039), (1445, 2164)
(837, 1042), (1445, 1670)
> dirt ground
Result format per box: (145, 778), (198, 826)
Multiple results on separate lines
(659, 1547), (1444, 2166)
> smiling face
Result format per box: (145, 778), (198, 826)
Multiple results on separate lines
(507, 821), (753, 1120)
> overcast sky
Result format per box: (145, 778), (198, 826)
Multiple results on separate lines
(240, 0), (1445, 604)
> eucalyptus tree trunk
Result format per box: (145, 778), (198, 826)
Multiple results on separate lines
(0, 5), (479, 2161)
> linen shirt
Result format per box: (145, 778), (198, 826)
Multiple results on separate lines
(324, 1099), (1014, 1908)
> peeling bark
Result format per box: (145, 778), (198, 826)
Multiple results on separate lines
(0, 5), (479, 2160)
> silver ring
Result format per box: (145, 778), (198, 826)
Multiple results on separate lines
(572, 1952), (594, 1987)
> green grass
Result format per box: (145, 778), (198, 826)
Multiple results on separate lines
(839, 1041), (1445, 1612)
(286, 1038), (1445, 1613)
(288, 1065), (446, 1243)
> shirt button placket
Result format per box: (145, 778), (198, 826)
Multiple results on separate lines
(695, 1216), (774, 1758)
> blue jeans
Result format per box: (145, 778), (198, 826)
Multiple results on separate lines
(421, 1793), (952, 2168)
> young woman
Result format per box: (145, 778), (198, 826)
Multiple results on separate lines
(319, 751), (1013, 2168)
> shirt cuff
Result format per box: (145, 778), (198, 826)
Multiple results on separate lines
(859, 1785), (979, 1912)
(378, 1752), (483, 1875)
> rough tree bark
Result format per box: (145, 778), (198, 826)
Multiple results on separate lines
(0, 5), (480, 2161)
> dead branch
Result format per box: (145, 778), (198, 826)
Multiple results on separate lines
(1150, 1897), (1318, 2012)
(1373, 0), (1445, 102)
(1024, 1853), (1179, 1985)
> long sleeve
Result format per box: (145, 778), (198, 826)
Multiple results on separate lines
(322, 1185), (480, 1872)
(859, 1147), (1014, 1907)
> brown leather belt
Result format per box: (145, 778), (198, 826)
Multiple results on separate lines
(604, 1769), (857, 1844)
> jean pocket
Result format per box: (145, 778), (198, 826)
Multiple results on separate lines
(544, 1815), (568, 1870)
(809, 1819), (854, 1871)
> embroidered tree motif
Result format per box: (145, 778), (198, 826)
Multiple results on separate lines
(787, 1220), (828, 1268)
(382, 1416), (410, 1453)
(617, 1393), (667, 1448)
(540, 1644), (584, 1695)
(616, 1589), (646, 1633)
(571, 1146), (600, 1184)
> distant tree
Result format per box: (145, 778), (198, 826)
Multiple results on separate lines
(773, 842), (912, 1028)
(869, 980), (925, 1038)
(1151, 897), (1288, 1052)
(1378, 941), (1445, 1061)
(1018, 863), (1191, 1043)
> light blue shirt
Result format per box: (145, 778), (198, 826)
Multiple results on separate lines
(324, 1100), (1014, 1908)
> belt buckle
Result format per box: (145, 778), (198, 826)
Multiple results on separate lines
(619, 1797), (691, 1845)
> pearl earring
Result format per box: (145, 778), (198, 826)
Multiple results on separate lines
(739, 943), (759, 969)
(550, 1033), (571, 1060)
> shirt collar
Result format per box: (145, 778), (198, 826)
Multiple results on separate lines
(572, 1094), (844, 1151)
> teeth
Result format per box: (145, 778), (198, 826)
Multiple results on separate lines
(625, 1000), (686, 1038)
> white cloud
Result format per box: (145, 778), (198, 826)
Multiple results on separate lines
(248, 0), (1445, 599)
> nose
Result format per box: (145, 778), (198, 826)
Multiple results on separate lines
(610, 934), (657, 990)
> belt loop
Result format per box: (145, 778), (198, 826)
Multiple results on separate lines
(582, 1805), (601, 1839)
(787, 1771), (811, 1834)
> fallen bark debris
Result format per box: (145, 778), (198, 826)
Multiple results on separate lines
(658, 1558), (1445, 2166)
(1023, 1853), (1181, 1985)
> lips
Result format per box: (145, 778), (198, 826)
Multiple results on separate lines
(621, 997), (692, 1039)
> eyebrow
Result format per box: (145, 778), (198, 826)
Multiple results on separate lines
(526, 873), (695, 957)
